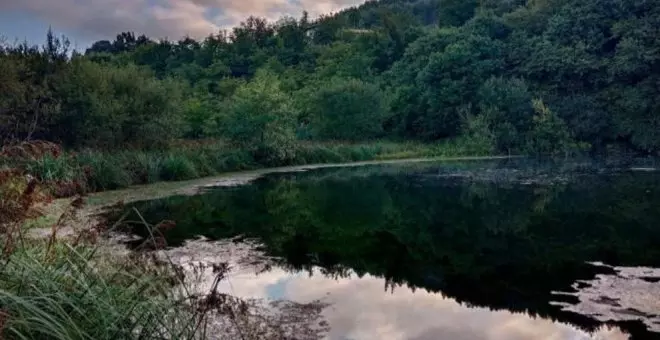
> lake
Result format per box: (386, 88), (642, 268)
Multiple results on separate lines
(111, 158), (660, 340)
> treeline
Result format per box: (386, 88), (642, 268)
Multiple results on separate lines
(1, 0), (659, 157)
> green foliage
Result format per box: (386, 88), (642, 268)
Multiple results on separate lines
(0, 34), (67, 144)
(387, 28), (505, 139)
(54, 59), (185, 149)
(300, 78), (387, 140)
(525, 99), (578, 155)
(77, 152), (131, 191)
(3, 0), (660, 155)
(181, 96), (217, 139)
(159, 154), (199, 181)
(460, 110), (496, 155)
(476, 77), (533, 152)
(313, 42), (375, 80)
(0, 218), (204, 340)
(438, 0), (479, 27)
(121, 152), (162, 184)
(223, 69), (297, 161)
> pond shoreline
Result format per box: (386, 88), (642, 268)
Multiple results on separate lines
(27, 155), (517, 239)
(106, 157), (660, 339)
(84, 155), (520, 208)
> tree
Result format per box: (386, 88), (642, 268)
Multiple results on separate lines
(313, 41), (375, 80)
(53, 59), (184, 149)
(0, 31), (68, 144)
(299, 78), (388, 140)
(526, 99), (577, 155)
(387, 28), (505, 139)
(223, 70), (297, 161)
(274, 13), (311, 67)
(476, 77), (534, 152)
(438, 0), (478, 27)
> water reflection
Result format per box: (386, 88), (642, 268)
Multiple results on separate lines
(113, 159), (660, 339)
(167, 239), (629, 340)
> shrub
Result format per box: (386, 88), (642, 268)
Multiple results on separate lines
(0, 245), (200, 340)
(299, 78), (387, 141)
(160, 155), (199, 181)
(525, 99), (578, 156)
(0, 187), (206, 340)
(53, 59), (185, 149)
(77, 152), (130, 191)
(185, 151), (216, 177)
(121, 152), (162, 184)
(476, 77), (533, 153)
(24, 154), (78, 183)
(459, 110), (497, 155)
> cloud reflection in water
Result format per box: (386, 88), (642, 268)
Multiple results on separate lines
(167, 239), (630, 340)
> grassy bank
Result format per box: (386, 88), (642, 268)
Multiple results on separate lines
(0, 138), (489, 339)
(3, 139), (489, 197)
(0, 170), (295, 339)
(0, 165), (199, 339)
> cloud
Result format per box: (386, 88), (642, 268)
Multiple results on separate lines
(0, 0), (364, 41)
(163, 240), (630, 340)
(205, 266), (631, 340)
(175, 249), (629, 340)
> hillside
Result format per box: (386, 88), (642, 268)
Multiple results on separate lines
(2, 0), (660, 155)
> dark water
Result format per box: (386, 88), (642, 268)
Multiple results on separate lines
(115, 158), (660, 340)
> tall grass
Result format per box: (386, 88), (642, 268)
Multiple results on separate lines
(0, 243), (202, 340)
(0, 162), (202, 339)
(0, 185), (319, 340)
(13, 139), (489, 197)
(1, 141), (336, 340)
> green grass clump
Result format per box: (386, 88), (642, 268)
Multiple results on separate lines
(120, 152), (162, 185)
(159, 154), (199, 181)
(184, 150), (216, 177)
(1, 248), (180, 339)
(77, 152), (131, 191)
(211, 150), (256, 172)
(294, 145), (345, 164)
(24, 154), (79, 183)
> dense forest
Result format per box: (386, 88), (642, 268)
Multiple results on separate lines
(2, 0), (660, 157)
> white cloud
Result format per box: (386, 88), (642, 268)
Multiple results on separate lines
(205, 266), (631, 340)
(184, 263), (630, 339)
(0, 0), (364, 41)
(163, 240), (631, 340)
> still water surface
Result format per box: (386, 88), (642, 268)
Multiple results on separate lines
(116, 159), (660, 339)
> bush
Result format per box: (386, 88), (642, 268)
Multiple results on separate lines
(77, 152), (130, 191)
(121, 152), (162, 185)
(0, 182), (206, 340)
(460, 111), (497, 155)
(299, 78), (387, 141)
(476, 77), (533, 153)
(24, 154), (79, 183)
(53, 59), (185, 149)
(525, 99), (579, 156)
(160, 155), (199, 181)
(0, 245), (199, 340)
(211, 150), (256, 172)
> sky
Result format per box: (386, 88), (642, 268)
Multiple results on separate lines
(0, 0), (365, 49)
